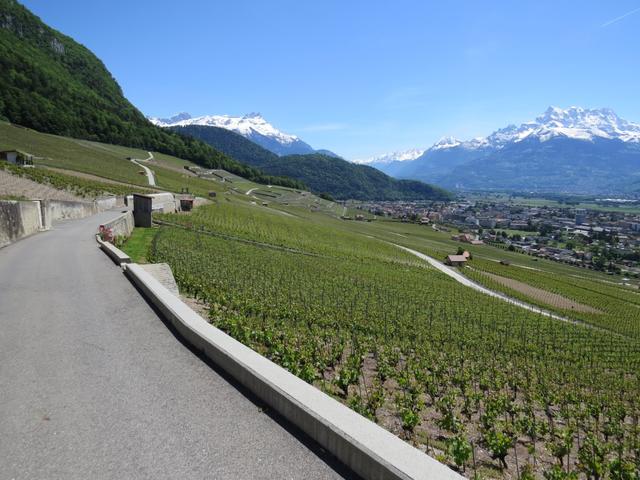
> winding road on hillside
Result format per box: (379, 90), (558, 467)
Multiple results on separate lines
(394, 244), (571, 322)
(0, 212), (352, 479)
(131, 151), (156, 186)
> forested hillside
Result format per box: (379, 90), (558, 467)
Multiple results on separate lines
(175, 125), (452, 201)
(171, 125), (279, 166)
(0, 0), (301, 188)
(256, 153), (452, 201)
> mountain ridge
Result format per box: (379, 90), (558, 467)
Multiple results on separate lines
(151, 111), (339, 157)
(172, 124), (452, 201)
(367, 106), (640, 194)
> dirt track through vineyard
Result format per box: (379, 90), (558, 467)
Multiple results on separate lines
(478, 270), (602, 314)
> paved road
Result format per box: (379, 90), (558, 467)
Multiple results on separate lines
(394, 243), (570, 322)
(131, 152), (156, 186)
(0, 211), (352, 480)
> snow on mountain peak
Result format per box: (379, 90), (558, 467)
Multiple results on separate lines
(432, 136), (462, 150)
(366, 106), (640, 165)
(149, 112), (192, 126)
(149, 112), (300, 145)
(520, 106), (640, 143)
(435, 106), (640, 152)
(354, 148), (426, 165)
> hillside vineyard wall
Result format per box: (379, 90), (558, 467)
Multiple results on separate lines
(0, 197), (118, 248)
(0, 200), (42, 248)
(102, 211), (134, 238)
(42, 200), (97, 223)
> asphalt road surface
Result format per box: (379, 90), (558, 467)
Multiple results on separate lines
(0, 211), (352, 480)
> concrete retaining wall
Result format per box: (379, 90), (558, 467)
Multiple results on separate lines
(1, 196), (119, 248)
(101, 211), (134, 239)
(122, 262), (462, 480)
(41, 197), (118, 228)
(95, 196), (117, 211)
(0, 200), (42, 248)
(126, 193), (176, 213)
(42, 199), (98, 223)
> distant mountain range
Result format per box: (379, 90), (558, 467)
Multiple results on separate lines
(150, 112), (339, 157)
(152, 113), (448, 200)
(169, 124), (451, 201)
(354, 148), (425, 166)
(361, 107), (640, 194)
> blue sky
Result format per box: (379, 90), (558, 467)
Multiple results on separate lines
(21, 1), (640, 159)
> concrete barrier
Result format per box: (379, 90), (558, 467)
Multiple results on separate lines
(0, 200), (43, 248)
(38, 197), (118, 227)
(123, 262), (462, 480)
(95, 196), (117, 211)
(96, 235), (131, 265)
(42, 199), (97, 222)
(101, 211), (134, 238)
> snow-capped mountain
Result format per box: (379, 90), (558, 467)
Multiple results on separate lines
(151, 112), (192, 125)
(370, 107), (640, 194)
(149, 112), (320, 156)
(431, 136), (462, 150)
(354, 148), (425, 165)
(426, 106), (640, 153)
(485, 106), (640, 146)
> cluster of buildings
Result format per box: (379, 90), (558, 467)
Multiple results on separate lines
(350, 198), (640, 278)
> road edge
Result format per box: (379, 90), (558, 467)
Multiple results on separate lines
(118, 260), (462, 480)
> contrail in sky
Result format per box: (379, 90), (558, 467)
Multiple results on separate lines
(601, 6), (640, 27)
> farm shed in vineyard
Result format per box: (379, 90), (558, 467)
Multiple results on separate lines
(0, 150), (33, 166)
(445, 255), (468, 267)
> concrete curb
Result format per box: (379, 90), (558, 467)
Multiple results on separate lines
(122, 262), (462, 480)
(96, 235), (131, 265)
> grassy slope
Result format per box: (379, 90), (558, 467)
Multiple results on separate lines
(120, 227), (157, 263)
(0, 0), (303, 189)
(0, 122), (252, 198)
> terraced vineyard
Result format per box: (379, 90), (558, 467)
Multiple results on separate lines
(149, 201), (640, 479)
(0, 122), (246, 198)
(0, 160), (150, 198)
(351, 220), (640, 339)
(464, 257), (640, 339)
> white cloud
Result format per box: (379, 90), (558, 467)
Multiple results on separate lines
(601, 6), (640, 27)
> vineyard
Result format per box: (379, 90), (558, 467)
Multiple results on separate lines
(0, 161), (149, 198)
(463, 257), (640, 339)
(350, 220), (640, 340)
(146, 201), (640, 479)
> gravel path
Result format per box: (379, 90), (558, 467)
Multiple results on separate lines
(0, 211), (352, 480)
(131, 152), (156, 186)
(394, 243), (571, 322)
